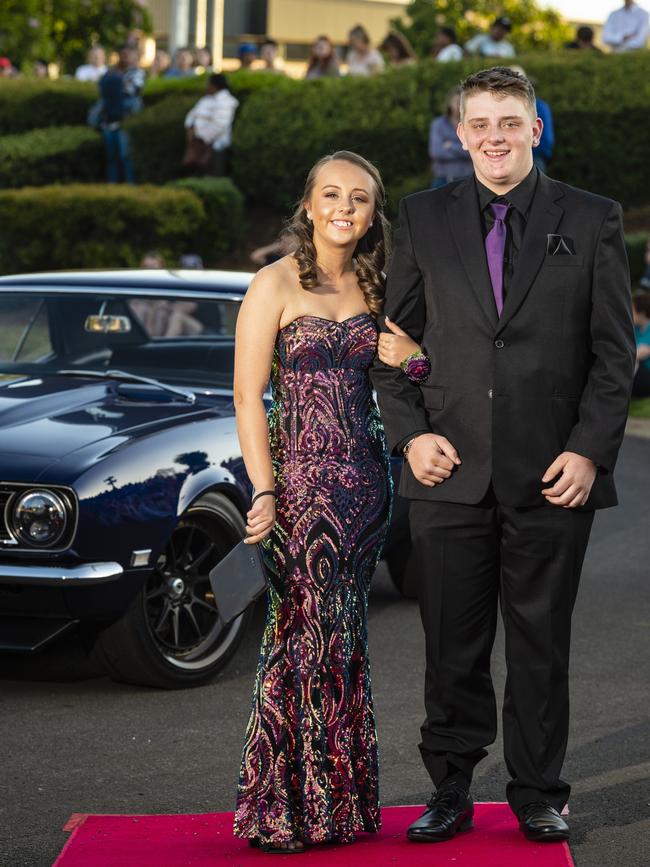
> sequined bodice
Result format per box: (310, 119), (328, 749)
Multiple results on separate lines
(269, 313), (385, 462)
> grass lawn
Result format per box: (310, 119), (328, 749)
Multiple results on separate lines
(629, 397), (650, 418)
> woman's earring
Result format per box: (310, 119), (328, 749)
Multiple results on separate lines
(306, 213), (312, 221)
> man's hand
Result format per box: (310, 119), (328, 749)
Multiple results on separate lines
(407, 433), (461, 487)
(541, 451), (597, 508)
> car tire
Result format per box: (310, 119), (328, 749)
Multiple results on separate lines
(93, 492), (252, 689)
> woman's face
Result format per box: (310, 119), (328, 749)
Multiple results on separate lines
(306, 160), (376, 250)
(313, 38), (332, 59)
(349, 34), (368, 53)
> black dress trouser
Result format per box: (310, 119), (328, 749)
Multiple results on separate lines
(409, 486), (594, 813)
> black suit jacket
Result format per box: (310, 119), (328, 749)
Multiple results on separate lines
(371, 173), (636, 509)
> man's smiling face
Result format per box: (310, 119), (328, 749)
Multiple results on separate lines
(457, 91), (542, 193)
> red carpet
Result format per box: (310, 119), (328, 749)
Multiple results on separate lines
(54, 804), (574, 866)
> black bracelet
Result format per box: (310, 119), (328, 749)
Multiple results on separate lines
(251, 489), (276, 505)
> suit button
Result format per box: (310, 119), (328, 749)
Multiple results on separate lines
(488, 388), (493, 399)
(494, 339), (505, 348)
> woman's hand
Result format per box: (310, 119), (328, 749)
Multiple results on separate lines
(244, 495), (276, 544)
(377, 316), (421, 368)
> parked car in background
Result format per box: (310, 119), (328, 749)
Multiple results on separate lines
(0, 270), (409, 688)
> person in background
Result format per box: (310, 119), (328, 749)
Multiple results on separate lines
(566, 25), (602, 51)
(122, 46), (145, 115)
(183, 73), (239, 175)
(632, 292), (650, 396)
(347, 25), (385, 75)
(428, 86), (473, 188)
(465, 17), (516, 58)
(140, 251), (165, 269)
(237, 42), (258, 70)
(98, 46), (142, 184)
(0, 56), (17, 77)
(258, 37), (284, 73)
(150, 49), (171, 77)
(194, 47), (213, 74)
(32, 59), (50, 78)
(305, 35), (340, 78)
(379, 31), (417, 67)
(432, 27), (464, 62)
(75, 45), (107, 82)
(603, 0), (649, 51)
(163, 47), (195, 78)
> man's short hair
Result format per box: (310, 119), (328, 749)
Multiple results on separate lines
(577, 25), (594, 42)
(459, 66), (536, 121)
(440, 26), (457, 43)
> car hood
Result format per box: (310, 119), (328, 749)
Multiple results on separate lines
(0, 374), (234, 470)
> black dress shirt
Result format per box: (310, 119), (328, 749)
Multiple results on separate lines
(476, 167), (538, 301)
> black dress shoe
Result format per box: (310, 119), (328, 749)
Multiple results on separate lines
(518, 802), (569, 842)
(407, 786), (474, 843)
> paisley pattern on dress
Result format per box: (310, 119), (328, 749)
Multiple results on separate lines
(233, 313), (392, 845)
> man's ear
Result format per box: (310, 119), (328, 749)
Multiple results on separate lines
(456, 121), (468, 151)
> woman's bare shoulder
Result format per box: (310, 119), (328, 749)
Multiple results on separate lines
(247, 255), (298, 297)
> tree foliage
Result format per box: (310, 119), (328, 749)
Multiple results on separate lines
(391, 0), (572, 56)
(0, 0), (152, 72)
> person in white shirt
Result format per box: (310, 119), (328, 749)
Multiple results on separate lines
(603, 0), (649, 51)
(346, 24), (385, 76)
(432, 27), (464, 62)
(465, 17), (516, 58)
(75, 45), (107, 82)
(183, 73), (239, 174)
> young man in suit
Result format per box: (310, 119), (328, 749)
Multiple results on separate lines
(372, 67), (635, 843)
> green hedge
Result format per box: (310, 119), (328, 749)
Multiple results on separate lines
(166, 176), (245, 260)
(231, 52), (650, 211)
(125, 94), (197, 184)
(0, 80), (97, 135)
(0, 70), (289, 136)
(0, 183), (243, 274)
(0, 126), (104, 188)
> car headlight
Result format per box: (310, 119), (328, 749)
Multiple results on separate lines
(11, 489), (68, 547)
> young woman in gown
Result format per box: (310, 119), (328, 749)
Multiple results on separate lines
(232, 151), (421, 853)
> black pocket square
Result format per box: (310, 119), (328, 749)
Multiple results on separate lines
(547, 234), (576, 255)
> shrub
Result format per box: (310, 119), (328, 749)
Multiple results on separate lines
(0, 126), (104, 188)
(0, 79), (97, 135)
(126, 94), (198, 184)
(231, 52), (650, 211)
(143, 68), (289, 106)
(0, 184), (206, 274)
(166, 177), (245, 261)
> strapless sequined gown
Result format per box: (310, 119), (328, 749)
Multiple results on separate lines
(233, 313), (392, 845)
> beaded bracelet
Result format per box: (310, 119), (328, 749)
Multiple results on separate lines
(400, 351), (431, 384)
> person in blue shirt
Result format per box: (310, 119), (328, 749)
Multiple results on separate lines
(632, 291), (650, 396)
(98, 47), (143, 183)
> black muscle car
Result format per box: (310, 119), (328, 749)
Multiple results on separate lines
(0, 270), (408, 688)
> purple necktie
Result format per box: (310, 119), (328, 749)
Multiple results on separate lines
(485, 202), (510, 316)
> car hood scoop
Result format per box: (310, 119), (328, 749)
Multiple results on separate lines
(0, 375), (232, 462)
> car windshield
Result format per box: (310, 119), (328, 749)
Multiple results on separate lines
(0, 292), (240, 389)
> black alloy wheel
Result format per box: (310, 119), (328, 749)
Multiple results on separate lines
(94, 493), (252, 688)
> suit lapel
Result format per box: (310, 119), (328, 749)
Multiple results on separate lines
(447, 177), (498, 330)
(496, 174), (565, 333)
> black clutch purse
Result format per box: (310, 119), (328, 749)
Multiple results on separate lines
(208, 540), (270, 625)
